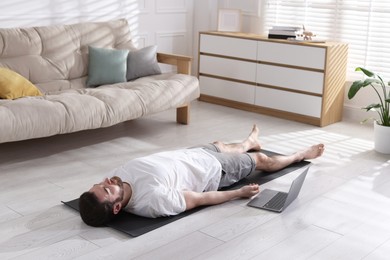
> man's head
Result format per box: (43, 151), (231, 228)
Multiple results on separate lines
(79, 176), (125, 227)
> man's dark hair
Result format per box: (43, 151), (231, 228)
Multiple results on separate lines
(78, 191), (115, 227)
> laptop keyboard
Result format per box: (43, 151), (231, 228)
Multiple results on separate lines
(265, 192), (288, 210)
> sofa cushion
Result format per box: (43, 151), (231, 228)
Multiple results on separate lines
(126, 45), (161, 81)
(0, 67), (42, 99)
(0, 19), (136, 93)
(87, 46), (129, 87)
(0, 73), (199, 143)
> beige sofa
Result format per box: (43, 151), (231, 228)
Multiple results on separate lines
(0, 19), (199, 143)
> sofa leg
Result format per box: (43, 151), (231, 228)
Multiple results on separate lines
(177, 105), (189, 125)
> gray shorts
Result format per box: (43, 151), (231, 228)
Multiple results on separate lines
(192, 144), (256, 189)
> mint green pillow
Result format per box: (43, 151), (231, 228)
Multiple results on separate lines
(87, 46), (129, 87)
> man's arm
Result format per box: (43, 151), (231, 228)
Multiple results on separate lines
(182, 184), (260, 211)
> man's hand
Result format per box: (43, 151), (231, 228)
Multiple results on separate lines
(238, 183), (260, 198)
(182, 184), (260, 211)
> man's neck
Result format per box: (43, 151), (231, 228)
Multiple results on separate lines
(121, 182), (132, 207)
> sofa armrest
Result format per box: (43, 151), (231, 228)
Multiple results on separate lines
(157, 52), (193, 125)
(157, 52), (192, 75)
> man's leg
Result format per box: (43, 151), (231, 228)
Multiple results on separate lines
(213, 125), (261, 153)
(251, 144), (325, 172)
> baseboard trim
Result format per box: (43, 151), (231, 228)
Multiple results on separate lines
(343, 104), (377, 123)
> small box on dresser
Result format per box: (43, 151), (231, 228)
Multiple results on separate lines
(198, 31), (348, 127)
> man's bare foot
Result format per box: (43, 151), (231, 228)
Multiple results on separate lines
(297, 144), (325, 161)
(246, 124), (261, 152)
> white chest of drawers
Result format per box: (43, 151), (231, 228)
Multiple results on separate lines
(198, 31), (348, 126)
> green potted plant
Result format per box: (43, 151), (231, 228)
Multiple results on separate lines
(348, 67), (390, 154)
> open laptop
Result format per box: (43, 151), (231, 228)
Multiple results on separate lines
(247, 166), (310, 212)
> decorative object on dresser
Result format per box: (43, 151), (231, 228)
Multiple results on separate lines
(268, 25), (302, 40)
(348, 67), (390, 154)
(291, 25), (325, 43)
(217, 9), (242, 32)
(297, 25), (315, 40)
(198, 31), (348, 127)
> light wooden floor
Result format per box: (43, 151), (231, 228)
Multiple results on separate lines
(1, 101), (389, 260)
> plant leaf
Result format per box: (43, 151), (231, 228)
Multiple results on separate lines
(356, 67), (375, 77)
(348, 78), (379, 99)
(348, 80), (363, 99)
(363, 78), (381, 85)
(363, 103), (381, 111)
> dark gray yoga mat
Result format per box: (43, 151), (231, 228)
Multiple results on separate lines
(62, 149), (310, 237)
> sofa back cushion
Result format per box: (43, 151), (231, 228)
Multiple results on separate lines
(0, 19), (136, 93)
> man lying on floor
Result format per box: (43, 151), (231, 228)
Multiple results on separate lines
(79, 125), (324, 227)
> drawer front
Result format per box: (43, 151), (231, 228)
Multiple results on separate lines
(200, 76), (255, 104)
(257, 64), (324, 94)
(255, 87), (322, 117)
(199, 55), (257, 82)
(257, 41), (326, 70)
(200, 34), (257, 60)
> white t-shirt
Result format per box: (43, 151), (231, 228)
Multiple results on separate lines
(108, 148), (222, 218)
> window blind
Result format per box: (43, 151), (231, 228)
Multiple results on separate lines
(263, 0), (390, 80)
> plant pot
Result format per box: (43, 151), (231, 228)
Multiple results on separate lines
(374, 121), (390, 154)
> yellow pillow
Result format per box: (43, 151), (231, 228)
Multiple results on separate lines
(0, 67), (42, 99)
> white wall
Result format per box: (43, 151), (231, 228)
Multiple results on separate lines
(0, 0), (258, 76)
(0, 0), (193, 63)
